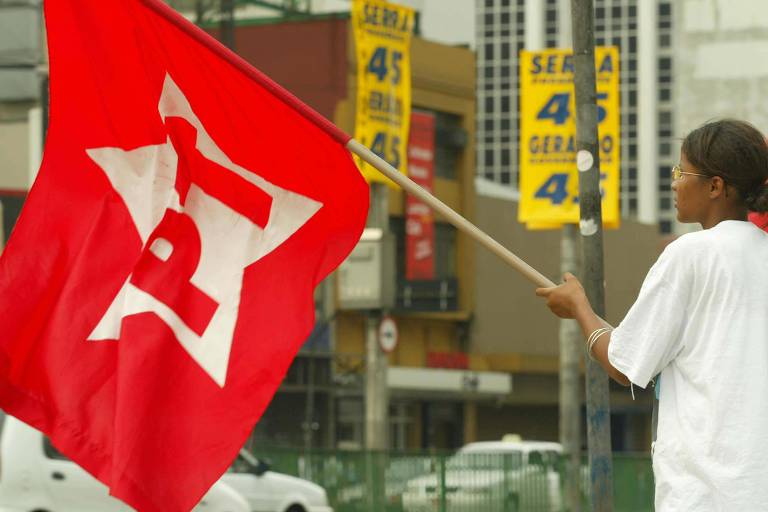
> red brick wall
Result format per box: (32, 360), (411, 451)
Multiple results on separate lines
(210, 18), (349, 121)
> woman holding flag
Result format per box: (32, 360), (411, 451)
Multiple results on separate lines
(536, 118), (768, 510)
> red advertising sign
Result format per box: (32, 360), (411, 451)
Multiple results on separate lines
(406, 111), (436, 280)
(426, 351), (470, 369)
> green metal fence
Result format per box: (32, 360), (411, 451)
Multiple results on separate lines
(253, 448), (654, 512)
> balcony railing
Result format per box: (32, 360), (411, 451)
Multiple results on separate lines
(395, 278), (458, 312)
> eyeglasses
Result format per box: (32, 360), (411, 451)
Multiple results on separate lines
(671, 164), (710, 181)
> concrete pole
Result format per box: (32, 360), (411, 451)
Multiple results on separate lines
(560, 224), (583, 512)
(524, 0), (545, 50)
(570, 0), (613, 510)
(364, 183), (389, 512)
(516, 2), (583, 508)
(0, 201), (4, 253)
(364, 182), (389, 452)
(219, 0), (235, 50)
(637, 0), (659, 224)
(364, 314), (388, 451)
(557, 3), (582, 510)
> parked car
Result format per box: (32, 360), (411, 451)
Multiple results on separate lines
(0, 413), (249, 512)
(334, 455), (433, 510)
(222, 448), (332, 512)
(401, 438), (564, 512)
(0, 413), (332, 512)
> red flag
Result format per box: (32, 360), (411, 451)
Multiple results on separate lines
(0, 1), (368, 511)
(749, 211), (768, 232)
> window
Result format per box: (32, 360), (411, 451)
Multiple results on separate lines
(501, 96), (510, 113)
(44, 438), (68, 460)
(435, 223), (457, 279)
(434, 112), (465, 179)
(485, 43), (494, 60)
(389, 220), (457, 280)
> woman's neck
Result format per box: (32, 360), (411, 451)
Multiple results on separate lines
(701, 206), (749, 229)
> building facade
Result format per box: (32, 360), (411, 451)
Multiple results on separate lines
(207, 13), (505, 452)
(476, 0), (676, 232)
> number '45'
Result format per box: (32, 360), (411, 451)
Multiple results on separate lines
(367, 47), (403, 85)
(534, 172), (608, 205)
(371, 132), (401, 169)
(536, 92), (608, 125)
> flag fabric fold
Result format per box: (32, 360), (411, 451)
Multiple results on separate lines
(0, 1), (368, 510)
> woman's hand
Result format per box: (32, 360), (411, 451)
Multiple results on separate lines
(535, 272), (591, 319)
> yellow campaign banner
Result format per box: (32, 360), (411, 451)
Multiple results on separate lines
(352, 0), (414, 187)
(518, 47), (620, 229)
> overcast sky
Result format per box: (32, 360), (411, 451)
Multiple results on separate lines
(403, 0), (476, 49)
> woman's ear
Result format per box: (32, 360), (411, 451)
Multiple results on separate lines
(709, 176), (728, 199)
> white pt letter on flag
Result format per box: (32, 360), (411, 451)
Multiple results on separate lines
(86, 75), (323, 387)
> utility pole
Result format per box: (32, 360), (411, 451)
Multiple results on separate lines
(219, 0), (236, 50)
(364, 182), (389, 512)
(194, 0), (208, 25)
(556, 2), (582, 510)
(364, 182), (389, 452)
(525, 1), (582, 508)
(560, 227), (583, 511)
(0, 200), (5, 253)
(570, 0), (613, 510)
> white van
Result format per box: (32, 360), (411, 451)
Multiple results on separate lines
(402, 439), (564, 512)
(0, 413), (332, 512)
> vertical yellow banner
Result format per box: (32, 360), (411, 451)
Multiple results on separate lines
(352, 0), (415, 187)
(518, 47), (620, 229)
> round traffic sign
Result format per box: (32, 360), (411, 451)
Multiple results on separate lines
(378, 316), (398, 353)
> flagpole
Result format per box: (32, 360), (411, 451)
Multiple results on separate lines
(347, 139), (557, 289)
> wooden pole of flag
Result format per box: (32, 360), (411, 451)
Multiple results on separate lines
(347, 139), (558, 289)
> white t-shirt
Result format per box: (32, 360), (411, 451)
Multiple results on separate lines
(608, 220), (768, 511)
